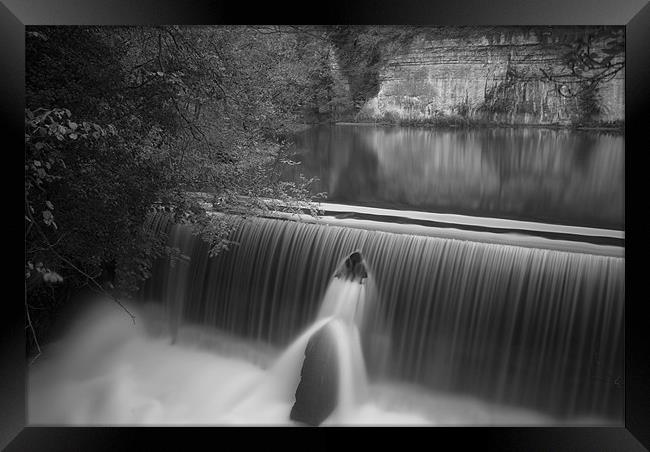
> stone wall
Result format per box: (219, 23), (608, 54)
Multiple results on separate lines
(353, 27), (624, 126)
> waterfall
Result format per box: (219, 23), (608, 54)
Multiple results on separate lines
(143, 213), (624, 420)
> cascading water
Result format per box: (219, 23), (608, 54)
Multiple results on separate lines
(138, 214), (376, 424)
(142, 213), (624, 422)
(289, 251), (372, 424)
(29, 211), (623, 425)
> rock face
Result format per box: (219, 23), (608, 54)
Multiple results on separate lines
(352, 27), (624, 125)
(290, 322), (339, 426)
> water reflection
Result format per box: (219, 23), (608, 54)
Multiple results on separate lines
(286, 125), (624, 229)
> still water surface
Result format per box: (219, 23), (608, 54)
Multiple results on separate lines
(285, 125), (624, 230)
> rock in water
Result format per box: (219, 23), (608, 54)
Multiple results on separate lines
(290, 323), (339, 426)
(334, 250), (368, 283)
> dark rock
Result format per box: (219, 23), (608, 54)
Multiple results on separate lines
(334, 250), (368, 283)
(290, 322), (339, 426)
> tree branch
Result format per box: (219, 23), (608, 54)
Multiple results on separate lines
(25, 297), (41, 365)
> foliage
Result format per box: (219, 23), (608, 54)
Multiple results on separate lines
(326, 26), (420, 112)
(25, 27), (173, 305)
(25, 26), (331, 351)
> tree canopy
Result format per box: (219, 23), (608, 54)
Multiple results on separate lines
(24, 26), (341, 352)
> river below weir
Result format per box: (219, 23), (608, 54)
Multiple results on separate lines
(28, 299), (613, 426)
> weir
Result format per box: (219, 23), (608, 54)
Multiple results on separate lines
(142, 212), (624, 421)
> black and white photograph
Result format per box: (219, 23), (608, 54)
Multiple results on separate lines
(21, 22), (631, 430)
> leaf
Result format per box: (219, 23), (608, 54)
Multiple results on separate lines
(46, 200), (54, 210)
(44, 271), (63, 283)
(26, 31), (47, 41)
(43, 271), (64, 283)
(42, 210), (54, 226)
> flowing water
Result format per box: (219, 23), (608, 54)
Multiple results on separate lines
(134, 214), (623, 422)
(29, 208), (624, 425)
(28, 125), (624, 426)
(29, 299), (563, 425)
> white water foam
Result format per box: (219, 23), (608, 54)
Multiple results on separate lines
(312, 277), (371, 422)
(27, 297), (607, 426)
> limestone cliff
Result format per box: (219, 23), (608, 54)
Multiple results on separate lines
(333, 27), (624, 126)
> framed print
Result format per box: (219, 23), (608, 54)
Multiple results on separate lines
(4, 0), (649, 450)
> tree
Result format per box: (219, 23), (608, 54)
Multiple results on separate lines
(24, 26), (328, 357)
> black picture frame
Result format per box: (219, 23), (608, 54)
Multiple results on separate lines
(4, 0), (649, 450)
